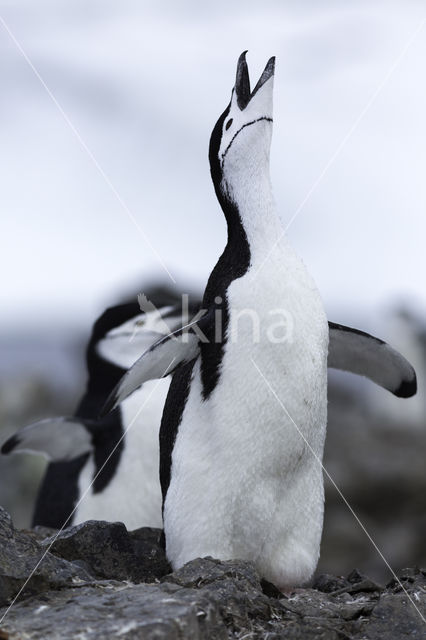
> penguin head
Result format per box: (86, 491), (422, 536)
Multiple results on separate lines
(88, 298), (201, 389)
(86, 302), (142, 393)
(86, 285), (190, 389)
(209, 52), (275, 203)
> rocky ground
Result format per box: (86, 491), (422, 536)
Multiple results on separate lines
(2, 378), (425, 586)
(0, 507), (425, 639)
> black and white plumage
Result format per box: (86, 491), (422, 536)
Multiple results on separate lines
(158, 53), (327, 588)
(2, 305), (414, 533)
(328, 323), (416, 398)
(3, 56), (416, 569)
(1, 293), (198, 530)
(105, 53), (417, 589)
(107, 319), (416, 410)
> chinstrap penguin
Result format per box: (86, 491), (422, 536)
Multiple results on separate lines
(3, 296), (415, 534)
(160, 52), (329, 589)
(2, 292), (199, 530)
(3, 56), (416, 584)
(104, 53), (417, 589)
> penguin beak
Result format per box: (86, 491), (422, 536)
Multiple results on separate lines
(235, 52), (275, 111)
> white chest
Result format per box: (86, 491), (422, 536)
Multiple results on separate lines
(164, 240), (329, 587)
(74, 378), (169, 530)
(186, 243), (328, 461)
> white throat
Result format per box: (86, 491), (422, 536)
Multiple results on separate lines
(221, 121), (283, 262)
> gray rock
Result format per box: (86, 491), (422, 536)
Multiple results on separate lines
(363, 592), (426, 640)
(162, 557), (284, 635)
(0, 510), (425, 639)
(0, 581), (227, 640)
(41, 519), (170, 583)
(0, 506), (92, 608)
(312, 573), (352, 593)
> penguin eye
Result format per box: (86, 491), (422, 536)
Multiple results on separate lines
(225, 118), (233, 131)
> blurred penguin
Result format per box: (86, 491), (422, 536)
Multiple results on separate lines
(1, 287), (199, 530)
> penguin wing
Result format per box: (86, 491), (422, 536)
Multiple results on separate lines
(1, 417), (93, 461)
(328, 322), (417, 397)
(101, 313), (209, 415)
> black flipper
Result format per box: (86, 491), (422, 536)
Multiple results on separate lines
(1, 417), (93, 461)
(101, 310), (212, 415)
(328, 322), (417, 397)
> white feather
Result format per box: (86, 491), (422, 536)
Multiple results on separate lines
(73, 379), (169, 530)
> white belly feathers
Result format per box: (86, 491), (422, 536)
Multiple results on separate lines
(164, 248), (329, 588)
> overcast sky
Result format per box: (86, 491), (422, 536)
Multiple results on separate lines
(1, 0), (425, 330)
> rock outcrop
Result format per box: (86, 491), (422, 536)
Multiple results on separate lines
(0, 507), (425, 639)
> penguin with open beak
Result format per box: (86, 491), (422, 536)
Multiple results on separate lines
(101, 53), (417, 589)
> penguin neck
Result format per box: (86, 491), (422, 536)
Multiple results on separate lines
(221, 161), (283, 265)
(86, 351), (125, 400)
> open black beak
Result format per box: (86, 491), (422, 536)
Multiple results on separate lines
(235, 52), (275, 110)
